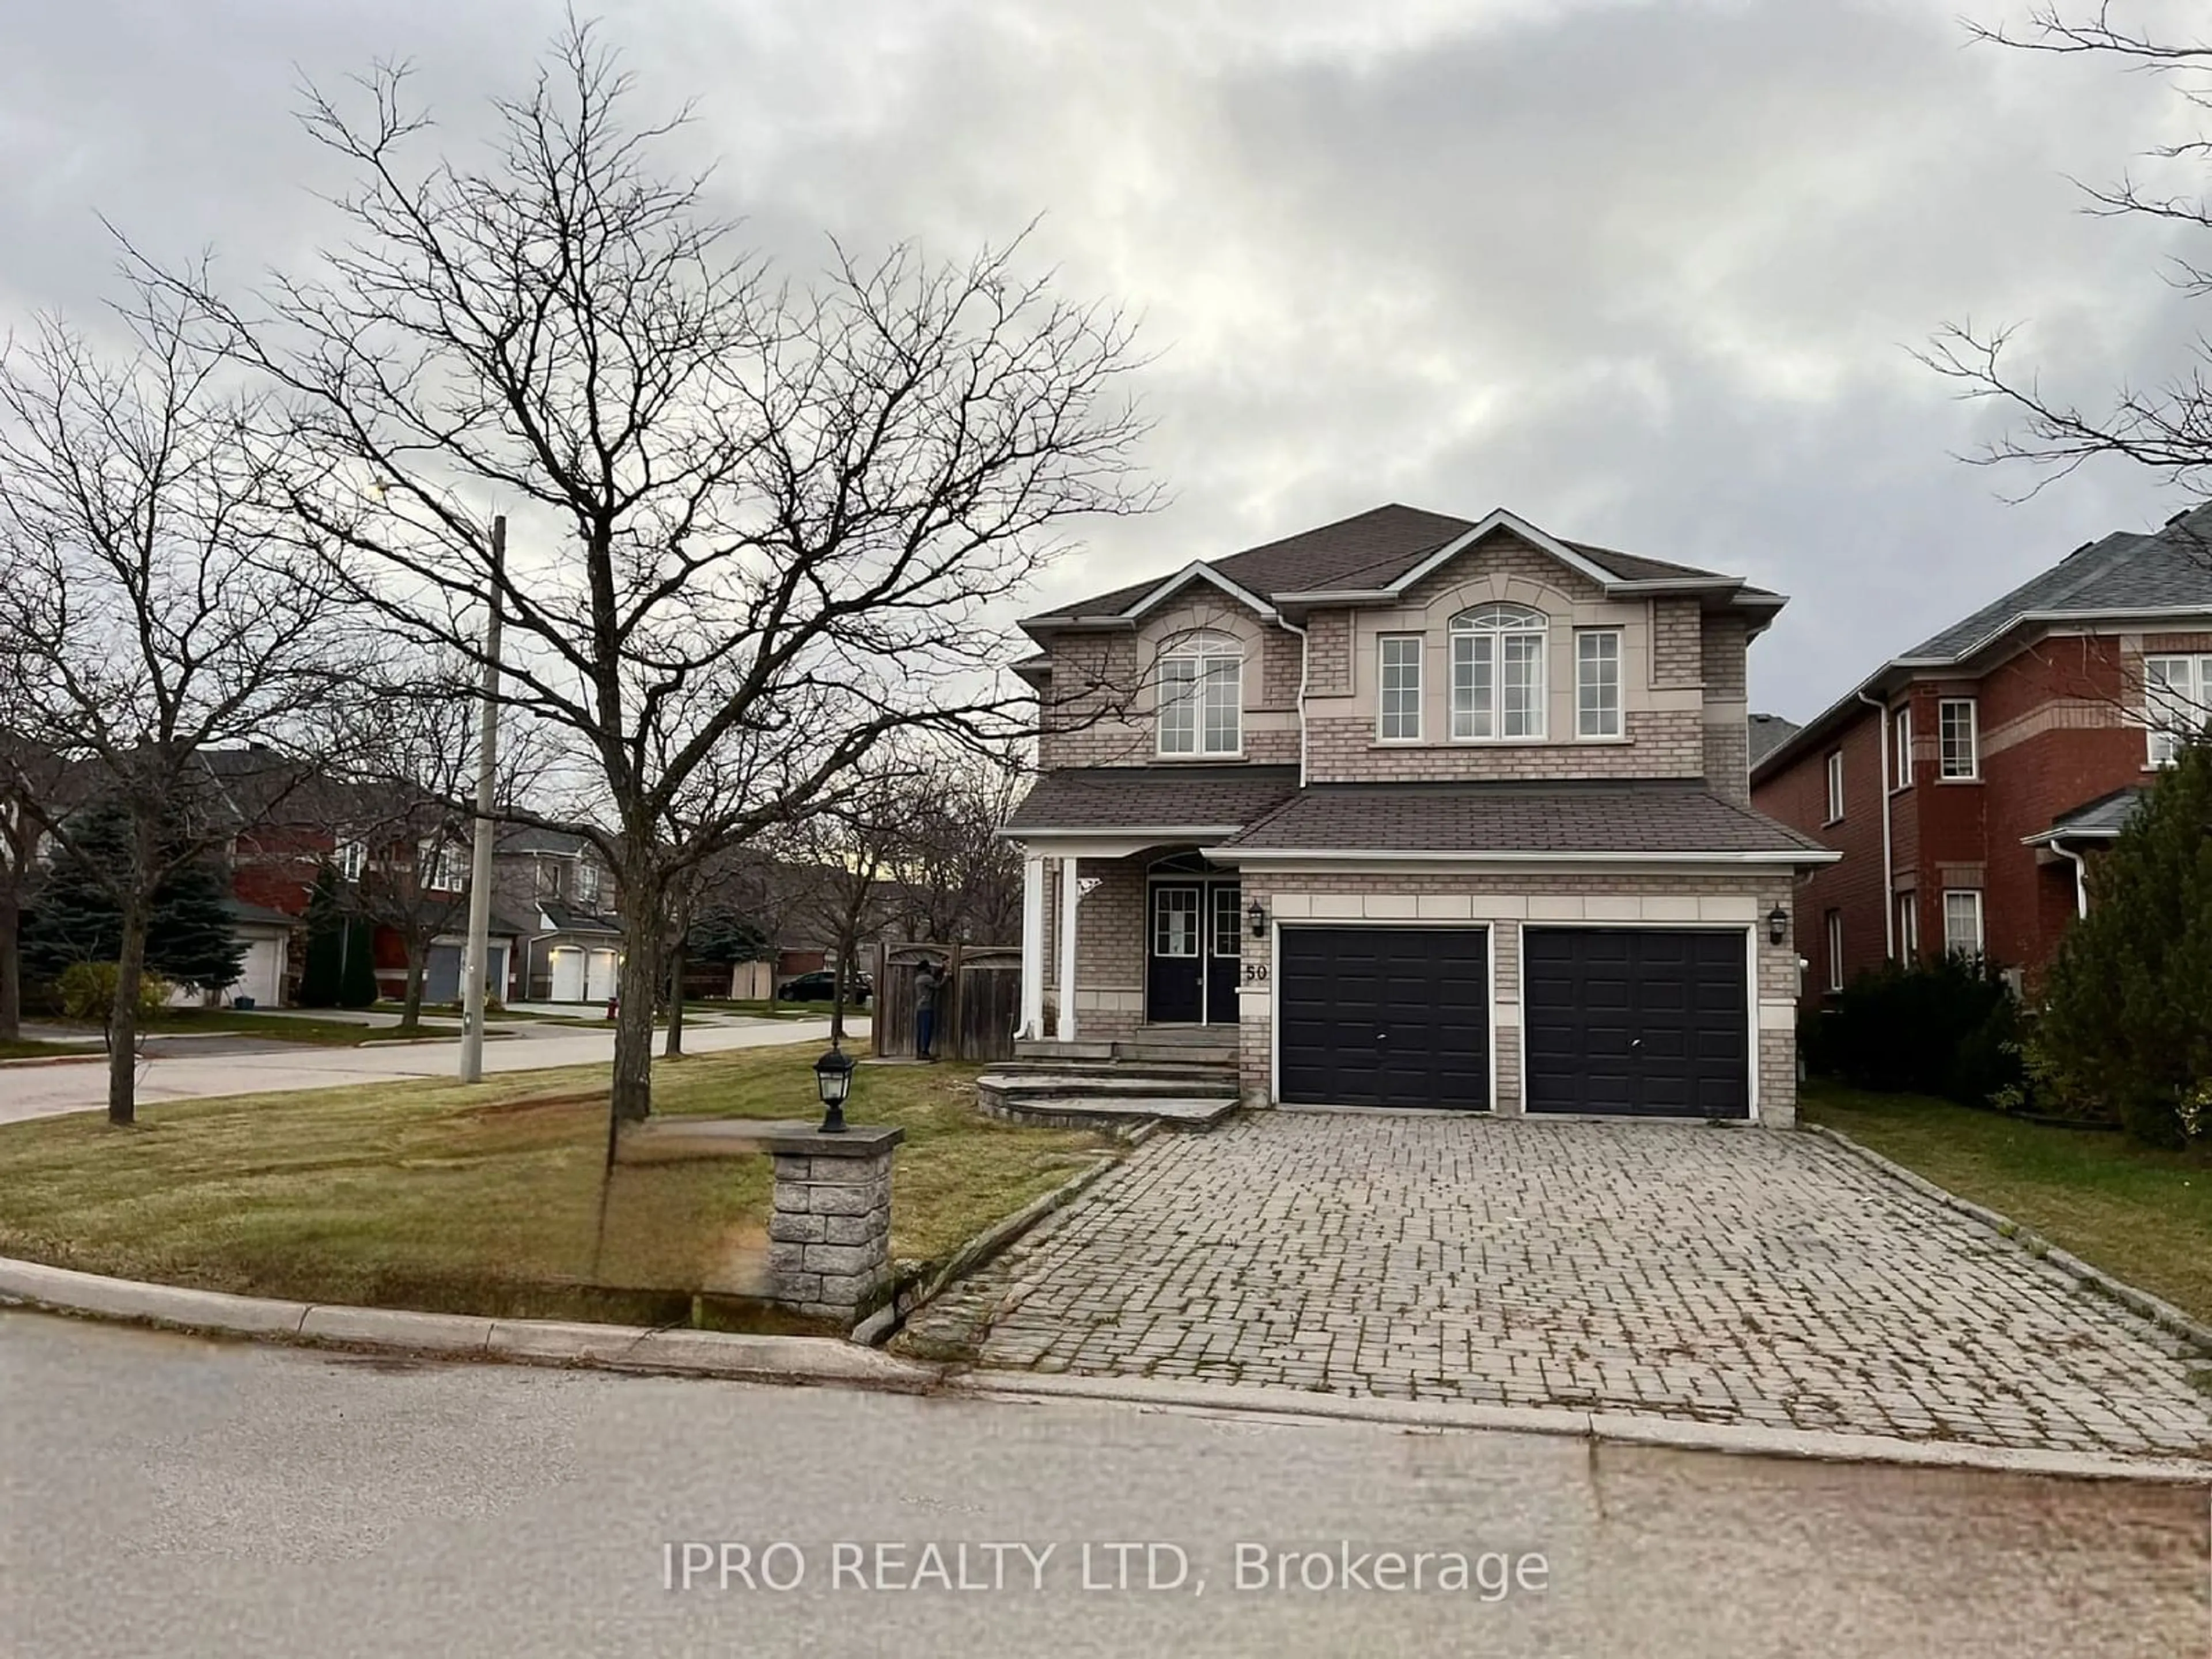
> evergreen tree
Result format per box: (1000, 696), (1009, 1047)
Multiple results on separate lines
(21, 798), (249, 995)
(340, 916), (378, 1008)
(296, 865), (346, 1007)
(2040, 740), (2212, 1144)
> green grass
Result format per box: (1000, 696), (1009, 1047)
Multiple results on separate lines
(1801, 1080), (2212, 1324)
(130, 1009), (463, 1046)
(0, 1040), (77, 1061)
(0, 1041), (1109, 1328)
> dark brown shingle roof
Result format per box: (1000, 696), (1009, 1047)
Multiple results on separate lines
(1004, 766), (1301, 833)
(1034, 505), (1741, 622)
(1217, 782), (1830, 858)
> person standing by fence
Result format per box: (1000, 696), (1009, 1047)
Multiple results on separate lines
(914, 959), (944, 1062)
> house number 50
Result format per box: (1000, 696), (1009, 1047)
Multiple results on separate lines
(1242, 961), (1270, 984)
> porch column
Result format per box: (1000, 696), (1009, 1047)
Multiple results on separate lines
(1056, 854), (1081, 1041)
(1018, 853), (1047, 1038)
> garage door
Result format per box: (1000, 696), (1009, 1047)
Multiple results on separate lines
(425, 944), (464, 1005)
(1277, 927), (1489, 1109)
(1522, 929), (1748, 1119)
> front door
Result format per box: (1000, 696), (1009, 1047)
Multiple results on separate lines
(1147, 879), (1242, 1024)
(1147, 883), (1204, 1022)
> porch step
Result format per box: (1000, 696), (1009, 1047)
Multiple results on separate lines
(977, 1070), (1238, 1104)
(1115, 1041), (1237, 1067)
(976, 1093), (1240, 1131)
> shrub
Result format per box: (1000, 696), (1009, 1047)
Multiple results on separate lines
(1813, 953), (2022, 1105)
(56, 961), (174, 1029)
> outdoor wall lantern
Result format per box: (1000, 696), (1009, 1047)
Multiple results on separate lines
(1247, 899), (1267, 940)
(813, 1043), (855, 1134)
(1766, 905), (1790, 946)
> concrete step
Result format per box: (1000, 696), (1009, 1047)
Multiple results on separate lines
(1115, 1043), (1238, 1067)
(986, 1057), (1234, 1084)
(1013, 1039), (1117, 1063)
(1123, 1025), (1239, 1047)
(977, 1070), (1240, 1103)
(977, 1093), (1240, 1131)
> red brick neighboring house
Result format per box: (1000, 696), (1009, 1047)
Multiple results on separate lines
(1751, 505), (2212, 1007)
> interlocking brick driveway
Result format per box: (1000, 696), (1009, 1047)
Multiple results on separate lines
(910, 1112), (2212, 1460)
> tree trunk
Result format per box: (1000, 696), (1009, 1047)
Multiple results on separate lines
(108, 896), (150, 1127)
(611, 895), (661, 1122)
(664, 936), (686, 1058)
(830, 921), (859, 1047)
(400, 941), (427, 1033)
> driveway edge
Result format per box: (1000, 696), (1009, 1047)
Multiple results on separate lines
(949, 1370), (2212, 1486)
(0, 1255), (941, 1392)
(1804, 1124), (2212, 1356)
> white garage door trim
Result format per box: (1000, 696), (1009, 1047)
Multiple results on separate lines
(1514, 921), (1759, 1123)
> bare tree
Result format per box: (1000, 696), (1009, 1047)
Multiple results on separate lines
(1927, 7), (2212, 495)
(142, 20), (1152, 1122)
(779, 764), (923, 1047)
(893, 740), (1028, 944)
(0, 292), (336, 1123)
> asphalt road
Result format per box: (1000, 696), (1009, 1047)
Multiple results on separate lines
(0, 1016), (868, 1123)
(1, 1312), (2202, 1657)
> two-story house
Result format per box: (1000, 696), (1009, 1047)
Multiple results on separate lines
(1002, 504), (1834, 1124)
(494, 827), (624, 1003)
(1751, 503), (2212, 1007)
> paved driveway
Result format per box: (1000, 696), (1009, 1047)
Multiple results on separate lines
(912, 1111), (2212, 1461)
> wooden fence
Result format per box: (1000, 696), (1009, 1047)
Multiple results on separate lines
(870, 942), (1021, 1062)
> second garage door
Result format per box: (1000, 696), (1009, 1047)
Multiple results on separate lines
(1277, 926), (1490, 1109)
(1522, 928), (1749, 1119)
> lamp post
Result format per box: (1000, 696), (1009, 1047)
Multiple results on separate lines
(813, 1042), (855, 1134)
(458, 515), (506, 1084)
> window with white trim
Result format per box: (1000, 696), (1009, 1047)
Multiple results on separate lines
(422, 842), (469, 895)
(1824, 750), (1844, 823)
(1938, 698), (1978, 779)
(1450, 604), (1547, 740)
(1153, 888), (1200, 956)
(335, 840), (366, 883)
(1377, 635), (1422, 741)
(1825, 908), (1844, 993)
(1892, 706), (1912, 790)
(1156, 632), (1243, 756)
(1942, 889), (1984, 959)
(2145, 654), (2212, 766)
(1896, 891), (1918, 963)
(576, 861), (601, 906)
(1575, 628), (1622, 738)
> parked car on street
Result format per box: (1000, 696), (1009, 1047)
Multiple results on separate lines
(777, 969), (869, 1005)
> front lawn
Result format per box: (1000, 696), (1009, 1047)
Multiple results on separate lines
(109, 1009), (464, 1046)
(1801, 1080), (2212, 1324)
(0, 1043), (1109, 1328)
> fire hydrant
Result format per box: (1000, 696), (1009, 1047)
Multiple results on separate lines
(606, 994), (619, 1023)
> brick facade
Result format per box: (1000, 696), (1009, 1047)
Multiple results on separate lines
(1753, 630), (2161, 1004)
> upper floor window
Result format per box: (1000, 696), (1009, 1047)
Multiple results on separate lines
(1377, 635), (1422, 741)
(576, 861), (601, 906)
(1157, 631), (1242, 756)
(335, 840), (366, 883)
(1891, 706), (1912, 790)
(1824, 749), (1844, 824)
(1938, 698), (1978, 779)
(422, 842), (469, 895)
(1450, 604), (1547, 741)
(1575, 629), (1622, 738)
(2146, 654), (2212, 766)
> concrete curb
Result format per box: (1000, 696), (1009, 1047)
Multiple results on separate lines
(950, 1370), (2212, 1486)
(0, 1256), (940, 1392)
(0, 1051), (106, 1069)
(1804, 1124), (2212, 1355)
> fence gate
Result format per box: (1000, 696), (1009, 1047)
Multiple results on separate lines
(872, 943), (1021, 1063)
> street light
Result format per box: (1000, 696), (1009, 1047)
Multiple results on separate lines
(813, 1043), (855, 1134)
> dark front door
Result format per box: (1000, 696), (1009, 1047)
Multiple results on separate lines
(1147, 882), (1205, 1023)
(1277, 926), (1490, 1109)
(1207, 882), (1243, 1022)
(1522, 928), (1749, 1118)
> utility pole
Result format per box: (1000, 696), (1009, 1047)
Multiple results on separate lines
(459, 514), (505, 1084)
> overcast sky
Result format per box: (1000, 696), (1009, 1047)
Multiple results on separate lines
(3, 0), (2203, 721)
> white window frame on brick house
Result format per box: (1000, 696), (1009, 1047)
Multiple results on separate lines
(1574, 628), (1623, 739)
(421, 841), (469, 895)
(1895, 891), (1918, 963)
(576, 859), (601, 907)
(1891, 705), (1912, 790)
(1825, 907), (1844, 993)
(1942, 889), (1984, 959)
(1376, 634), (1422, 741)
(335, 839), (366, 883)
(1156, 631), (1243, 757)
(1937, 697), (1979, 779)
(1450, 604), (1547, 741)
(2145, 653), (2212, 766)
(1824, 749), (1844, 824)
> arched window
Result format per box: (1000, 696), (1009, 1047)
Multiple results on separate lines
(1450, 604), (1548, 740)
(1156, 631), (1243, 756)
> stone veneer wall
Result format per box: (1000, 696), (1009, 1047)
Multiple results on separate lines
(1237, 869), (1801, 1127)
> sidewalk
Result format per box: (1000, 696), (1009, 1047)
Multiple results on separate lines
(0, 1016), (870, 1124)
